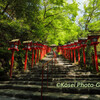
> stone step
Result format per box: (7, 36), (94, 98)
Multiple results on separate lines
(11, 74), (100, 81)
(12, 75), (67, 79)
(28, 71), (91, 75)
(42, 74), (100, 79)
(0, 51), (99, 100)
(14, 71), (94, 77)
(28, 67), (89, 71)
(0, 83), (100, 94)
(52, 77), (100, 81)
(0, 80), (100, 87)
(10, 77), (100, 82)
(62, 75), (100, 78)
(18, 66), (86, 72)
(0, 89), (100, 100)
(0, 95), (29, 100)
(0, 81), (52, 86)
(10, 77), (52, 81)
(0, 89), (98, 100)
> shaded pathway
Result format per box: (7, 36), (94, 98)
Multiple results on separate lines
(0, 51), (100, 100)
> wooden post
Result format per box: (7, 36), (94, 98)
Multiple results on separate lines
(35, 49), (37, 64)
(74, 49), (76, 63)
(10, 50), (15, 78)
(31, 49), (34, 68)
(83, 47), (86, 67)
(71, 49), (73, 62)
(24, 49), (28, 70)
(78, 48), (80, 64)
(94, 45), (99, 72)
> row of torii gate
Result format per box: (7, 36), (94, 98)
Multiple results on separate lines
(56, 34), (100, 72)
(8, 40), (51, 78)
(8, 34), (100, 78)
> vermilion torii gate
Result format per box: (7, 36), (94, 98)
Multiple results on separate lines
(31, 42), (51, 68)
(23, 41), (51, 70)
(8, 39), (51, 77)
(78, 38), (87, 68)
(57, 34), (100, 72)
(74, 40), (81, 65)
(88, 34), (100, 72)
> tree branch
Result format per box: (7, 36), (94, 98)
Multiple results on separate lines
(44, 20), (53, 27)
(1, 2), (10, 15)
(45, 13), (60, 19)
(43, 0), (47, 19)
(85, 0), (98, 30)
(46, 8), (53, 11)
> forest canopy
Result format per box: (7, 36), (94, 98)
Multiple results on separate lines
(0, 0), (100, 45)
(0, 0), (100, 77)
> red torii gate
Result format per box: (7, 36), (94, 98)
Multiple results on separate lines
(56, 38), (87, 67)
(56, 34), (100, 72)
(74, 40), (81, 65)
(78, 38), (87, 68)
(88, 34), (100, 72)
(31, 42), (51, 67)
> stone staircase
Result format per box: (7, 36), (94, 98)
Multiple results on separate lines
(0, 51), (100, 100)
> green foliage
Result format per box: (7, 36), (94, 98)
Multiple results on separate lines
(79, 40), (97, 71)
(38, 0), (79, 45)
(2, 0), (100, 75)
(0, 48), (11, 75)
(78, 0), (100, 34)
(85, 40), (95, 69)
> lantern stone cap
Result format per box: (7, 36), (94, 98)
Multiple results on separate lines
(50, 44), (57, 46)
(78, 37), (87, 40)
(9, 39), (20, 45)
(23, 40), (32, 44)
(63, 44), (67, 46)
(10, 39), (20, 43)
(74, 40), (78, 43)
